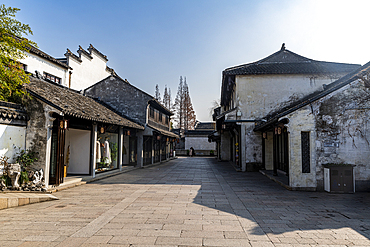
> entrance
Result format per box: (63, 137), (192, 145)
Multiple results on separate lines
(273, 126), (289, 175)
(143, 136), (152, 165)
(49, 119), (66, 185)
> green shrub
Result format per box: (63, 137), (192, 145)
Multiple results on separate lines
(16, 149), (38, 168)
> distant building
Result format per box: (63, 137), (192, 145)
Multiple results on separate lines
(185, 121), (216, 156)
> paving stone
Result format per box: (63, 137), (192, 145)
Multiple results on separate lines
(155, 236), (203, 246)
(203, 238), (252, 246)
(223, 231), (249, 239)
(0, 157), (369, 247)
(181, 230), (225, 238)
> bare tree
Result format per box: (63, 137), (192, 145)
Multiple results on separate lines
(162, 85), (172, 110)
(173, 76), (196, 131)
(183, 78), (196, 130)
(173, 77), (184, 130)
(208, 98), (221, 117)
(155, 84), (161, 102)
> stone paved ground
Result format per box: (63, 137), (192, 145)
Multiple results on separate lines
(0, 157), (370, 247)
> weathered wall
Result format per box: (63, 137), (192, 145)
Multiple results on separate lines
(85, 76), (150, 125)
(0, 124), (26, 163)
(285, 107), (317, 190)
(235, 74), (342, 119)
(235, 73), (343, 165)
(313, 80), (370, 191)
(24, 100), (49, 171)
(275, 79), (370, 191)
(245, 123), (262, 170)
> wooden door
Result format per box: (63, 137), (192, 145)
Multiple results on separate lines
(49, 119), (66, 185)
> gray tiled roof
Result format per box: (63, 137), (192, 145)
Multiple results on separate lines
(0, 101), (28, 121)
(26, 76), (144, 129)
(147, 124), (179, 138)
(195, 122), (215, 130)
(224, 45), (360, 76)
(221, 45), (361, 107)
(28, 45), (70, 69)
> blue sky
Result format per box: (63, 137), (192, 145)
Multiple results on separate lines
(5, 0), (370, 121)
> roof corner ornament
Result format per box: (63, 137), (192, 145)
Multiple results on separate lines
(281, 43), (286, 51)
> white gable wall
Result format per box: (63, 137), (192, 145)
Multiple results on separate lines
(67, 51), (111, 91)
(21, 52), (68, 87)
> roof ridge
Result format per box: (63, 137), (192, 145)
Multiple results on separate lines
(88, 44), (108, 61)
(224, 45), (360, 73)
(78, 45), (93, 59)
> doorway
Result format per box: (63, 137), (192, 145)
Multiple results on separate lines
(49, 119), (66, 185)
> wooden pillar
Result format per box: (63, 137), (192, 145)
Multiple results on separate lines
(118, 127), (123, 171)
(273, 129), (278, 176)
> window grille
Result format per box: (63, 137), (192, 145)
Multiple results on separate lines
(44, 72), (61, 84)
(301, 132), (310, 173)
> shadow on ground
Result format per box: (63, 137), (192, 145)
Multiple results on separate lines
(93, 157), (370, 240)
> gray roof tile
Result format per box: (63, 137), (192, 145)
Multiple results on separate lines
(26, 76), (144, 129)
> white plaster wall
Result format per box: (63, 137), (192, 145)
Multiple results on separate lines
(315, 108), (370, 183)
(335, 110), (370, 182)
(245, 123), (262, 163)
(68, 52), (111, 91)
(185, 137), (215, 151)
(0, 124), (26, 163)
(235, 74), (342, 119)
(285, 107), (317, 189)
(65, 128), (91, 174)
(310, 80), (370, 190)
(21, 52), (68, 87)
(234, 73), (344, 165)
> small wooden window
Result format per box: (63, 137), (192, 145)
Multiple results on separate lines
(149, 108), (154, 118)
(44, 72), (61, 84)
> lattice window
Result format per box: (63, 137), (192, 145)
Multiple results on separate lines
(44, 72), (61, 84)
(301, 132), (310, 173)
(149, 107), (155, 118)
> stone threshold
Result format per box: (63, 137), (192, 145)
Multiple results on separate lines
(0, 193), (58, 210)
